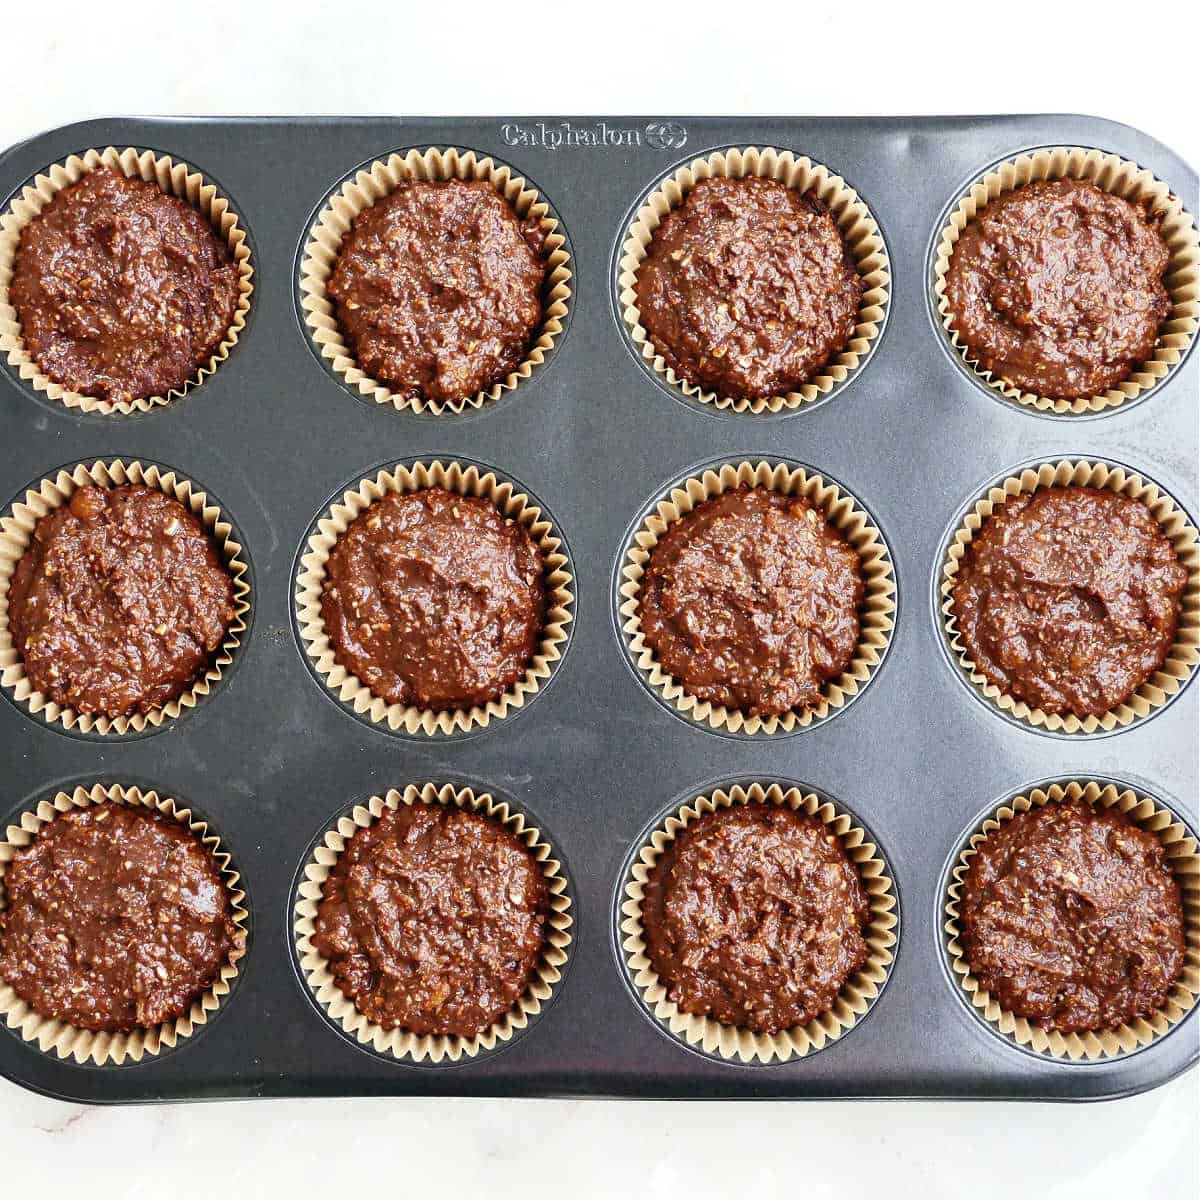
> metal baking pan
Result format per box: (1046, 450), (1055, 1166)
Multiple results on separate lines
(0, 115), (1195, 1102)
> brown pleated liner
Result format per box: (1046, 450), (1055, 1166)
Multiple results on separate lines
(939, 459), (1200, 735)
(0, 459), (251, 736)
(618, 460), (896, 734)
(295, 460), (573, 735)
(620, 782), (897, 1065)
(932, 146), (1200, 415)
(299, 147), (572, 415)
(617, 146), (889, 415)
(294, 782), (573, 1064)
(0, 783), (247, 1066)
(944, 780), (1200, 1061)
(0, 146), (254, 416)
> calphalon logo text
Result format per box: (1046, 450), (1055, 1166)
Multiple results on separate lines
(501, 121), (687, 151)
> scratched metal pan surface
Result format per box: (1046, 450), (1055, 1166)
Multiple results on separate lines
(0, 116), (1195, 1102)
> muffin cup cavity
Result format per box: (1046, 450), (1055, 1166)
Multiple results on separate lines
(619, 782), (897, 1065)
(0, 146), (253, 417)
(299, 147), (572, 416)
(295, 459), (573, 736)
(0, 783), (247, 1066)
(618, 459), (895, 735)
(939, 458), (1200, 735)
(0, 459), (251, 737)
(294, 782), (572, 1065)
(944, 780), (1200, 1061)
(932, 146), (1200, 415)
(618, 146), (889, 415)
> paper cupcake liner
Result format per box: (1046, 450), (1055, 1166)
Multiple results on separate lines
(294, 782), (573, 1065)
(299, 147), (572, 416)
(295, 459), (573, 736)
(618, 459), (896, 735)
(619, 781), (897, 1065)
(0, 459), (251, 736)
(932, 146), (1200, 415)
(0, 146), (253, 416)
(617, 146), (890, 415)
(944, 780), (1200, 1061)
(0, 783), (247, 1066)
(939, 458), (1200, 735)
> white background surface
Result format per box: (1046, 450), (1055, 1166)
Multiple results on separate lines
(2, 3), (1197, 1196)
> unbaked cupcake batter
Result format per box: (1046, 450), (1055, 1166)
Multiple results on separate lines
(0, 803), (239, 1032)
(312, 803), (548, 1038)
(944, 179), (1170, 399)
(319, 487), (545, 711)
(9, 484), (236, 720)
(950, 486), (1186, 717)
(327, 179), (547, 403)
(642, 803), (870, 1034)
(958, 798), (1185, 1033)
(639, 486), (863, 716)
(9, 167), (241, 403)
(635, 177), (863, 399)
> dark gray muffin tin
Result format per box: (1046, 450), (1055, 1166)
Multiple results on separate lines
(0, 115), (1195, 1103)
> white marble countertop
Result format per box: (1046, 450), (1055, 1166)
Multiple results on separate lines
(4, 1073), (1197, 1198)
(2, 3), (1196, 1194)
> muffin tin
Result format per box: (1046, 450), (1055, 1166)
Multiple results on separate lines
(0, 115), (1195, 1103)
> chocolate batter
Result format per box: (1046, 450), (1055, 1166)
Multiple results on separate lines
(951, 487), (1186, 717)
(642, 803), (870, 1034)
(945, 179), (1170, 399)
(959, 798), (1185, 1034)
(0, 803), (239, 1032)
(320, 487), (544, 711)
(635, 177), (864, 400)
(639, 486), (863, 716)
(9, 167), (241, 403)
(9, 485), (236, 720)
(312, 803), (549, 1038)
(327, 179), (547, 404)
